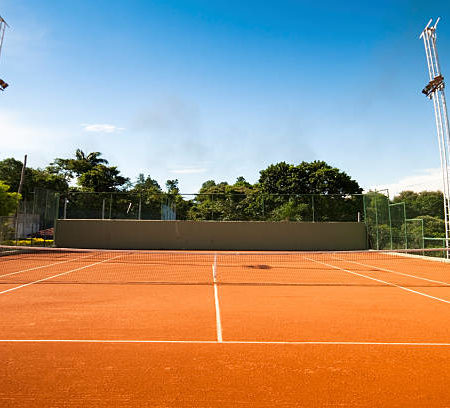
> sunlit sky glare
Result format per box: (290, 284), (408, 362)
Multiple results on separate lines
(1, 0), (450, 195)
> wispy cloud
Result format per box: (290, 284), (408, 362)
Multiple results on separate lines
(371, 168), (444, 198)
(169, 167), (207, 175)
(81, 124), (124, 133)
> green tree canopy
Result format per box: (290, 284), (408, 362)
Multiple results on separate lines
(165, 179), (180, 194)
(49, 150), (128, 192)
(259, 161), (362, 195)
(0, 181), (21, 216)
(132, 174), (162, 193)
(393, 191), (443, 219)
(0, 158), (68, 199)
(49, 149), (109, 179)
(78, 165), (129, 192)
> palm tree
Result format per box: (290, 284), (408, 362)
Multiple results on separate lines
(75, 149), (108, 166)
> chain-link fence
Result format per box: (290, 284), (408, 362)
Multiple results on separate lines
(57, 192), (366, 223)
(2, 188), (446, 250)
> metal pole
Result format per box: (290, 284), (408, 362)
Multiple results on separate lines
(374, 194), (379, 250)
(64, 198), (68, 219)
(420, 18), (450, 257)
(388, 199), (393, 250)
(109, 194), (112, 219)
(312, 195), (315, 222)
(102, 199), (106, 220)
(138, 196), (142, 220)
(403, 203), (408, 249)
(262, 194), (265, 218)
(14, 155), (27, 242)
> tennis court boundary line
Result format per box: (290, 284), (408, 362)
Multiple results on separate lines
(0, 254), (125, 295)
(335, 258), (450, 286)
(0, 339), (450, 346)
(306, 257), (450, 304)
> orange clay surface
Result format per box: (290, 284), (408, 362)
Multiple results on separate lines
(0, 252), (449, 407)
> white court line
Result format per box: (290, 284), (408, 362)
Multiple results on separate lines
(306, 257), (450, 304)
(0, 253), (95, 279)
(0, 254), (124, 296)
(212, 253), (223, 342)
(333, 257), (450, 287)
(0, 339), (449, 346)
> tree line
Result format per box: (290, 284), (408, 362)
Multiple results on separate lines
(0, 150), (446, 239)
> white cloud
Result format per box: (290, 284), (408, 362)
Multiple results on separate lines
(169, 167), (207, 175)
(81, 124), (124, 133)
(371, 168), (444, 198)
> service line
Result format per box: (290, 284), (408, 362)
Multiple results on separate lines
(333, 256), (450, 286)
(0, 254), (124, 296)
(306, 257), (450, 304)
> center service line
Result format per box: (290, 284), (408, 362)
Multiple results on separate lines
(212, 253), (223, 342)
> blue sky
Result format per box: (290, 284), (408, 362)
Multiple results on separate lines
(1, 0), (450, 195)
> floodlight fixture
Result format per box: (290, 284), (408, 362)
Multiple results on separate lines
(0, 15), (8, 60)
(419, 18), (450, 253)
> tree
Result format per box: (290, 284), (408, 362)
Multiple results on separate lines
(258, 161), (362, 222)
(393, 191), (444, 220)
(0, 158), (68, 200)
(49, 150), (128, 192)
(165, 179), (180, 194)
(49, 149), (109, 179)
(129, 174), (163, 219)
(78, 165), (128, 192)
(259, 161), (362, 195)
(133, 174), (161, 193)
(0, 181), (20, 216)
(189, 178), (261, 221)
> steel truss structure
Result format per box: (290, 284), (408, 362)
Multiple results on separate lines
(0, 15), (8, 91)
(420, 18), (450, 251)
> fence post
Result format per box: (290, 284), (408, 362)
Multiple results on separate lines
(138, 195), (142, 220)
(63, 198), (68, 219)
(102, 199), (106, 220)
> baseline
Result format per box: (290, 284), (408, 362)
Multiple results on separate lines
(0, 339), (449, 346)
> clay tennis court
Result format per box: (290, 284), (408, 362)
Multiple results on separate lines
(0, 247), (450, 407)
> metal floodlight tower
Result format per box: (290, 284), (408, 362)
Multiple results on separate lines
(0, 14), (8, 91)
(420, 18), (450, 252)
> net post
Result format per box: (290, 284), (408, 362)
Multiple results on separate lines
(109, 194), (112, 219)
(102, 199), (105, 220)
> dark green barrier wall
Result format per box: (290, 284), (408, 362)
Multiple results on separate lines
(55, 220), (367, 250)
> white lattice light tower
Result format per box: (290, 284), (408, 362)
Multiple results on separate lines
(420, 18), (450, 251)
(0, 15), (9, 91)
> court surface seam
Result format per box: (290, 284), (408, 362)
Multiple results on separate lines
(306, 257), (450, 304)
(0, 254), (125, 295)
(0, 339), (449, 346)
